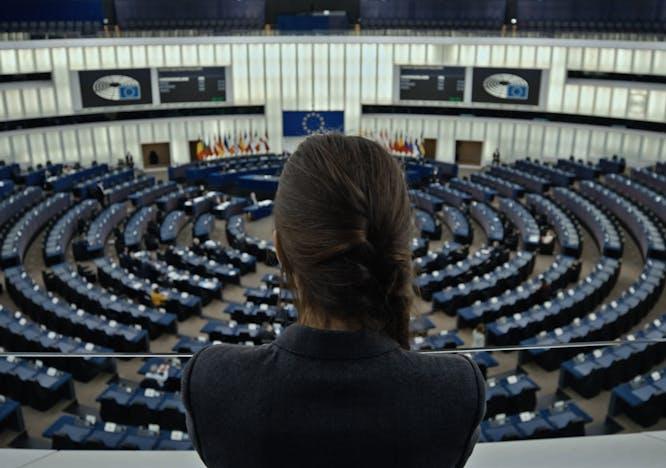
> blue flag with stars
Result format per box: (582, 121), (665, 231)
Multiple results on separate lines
(282, 111), (344, 137)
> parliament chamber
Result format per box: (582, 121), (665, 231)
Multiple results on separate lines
(0, 0), (665, 467)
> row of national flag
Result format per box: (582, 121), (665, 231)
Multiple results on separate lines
(361, 129), (426, 157)
(195, 131), (270, 160)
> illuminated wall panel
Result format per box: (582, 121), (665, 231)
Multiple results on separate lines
(561, 84), (580, 114)
(646, 90), (666, 122)
(28, 133), (46, 165)
(92, 126), (111, 163)
(557, 127), (575, 158)
(593, 87), (611, 116)
(312, 44), (329, 110)
(0, 49), (18, 73)
(164, 45), (182, 67)
(17, 49), (35, 73)
(605, 131), (623, 156)
(520, 45), (536, 68)
(409, 44), (427, 65)
(280, 44), (297, 110)
(22, 88), (39, 117)
(361, 43), (378, 104)
(181, 45), (198, 67)
(573, 127), (591, 157)
(567, 47), (583, 69)
(547, 47), (567, 112)
(598, 48), (615, 71)
(5, 89), (24, 118)
(614, 48), (633, 73)
(84, 47), (101, 69)
(344, 43), (361, 135)
(147, 45), (164, 67)
(512, 123), (529, 157)
(99, 46), (117, 68)
(589, 129), (607, 158)
(45, 131), (63, 162)
(33, 48), (51, 72)
(328, 44), (345, 111)
(490, 45), (506, 67)
(248, 44), (266, 105)
(458, 45), (476, 66)
(10, 134), (29, 164)
(60, 128), (79, 161)
(542, 126), (559, 158)
(130, 45), (147, 67)
(633, 49), (653, 74)
(577, 85), (595, 115)
(609, 87), (628, 118)
(527, 125), (544, 158)
(77, 127), (95, 165)
(376, 44), (393, 103)
(296, 43), (313, 110)
(50, 47), (73, 115)
(582, 48), (599, 71)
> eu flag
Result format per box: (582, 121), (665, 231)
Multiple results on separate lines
(282, 111), (344, 137)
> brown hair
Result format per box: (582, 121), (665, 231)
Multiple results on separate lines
(274, 134), (414, 349)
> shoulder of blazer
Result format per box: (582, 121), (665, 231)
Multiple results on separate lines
(454, 353), (486, 468)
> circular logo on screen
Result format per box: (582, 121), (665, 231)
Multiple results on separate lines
(301, 112), (326, 134)
(92, 75), (142, 101)
(482, 73), (529, 100)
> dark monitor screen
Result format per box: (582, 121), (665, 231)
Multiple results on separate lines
(158, 67), (227, 104)
(399, 66), (466, 102)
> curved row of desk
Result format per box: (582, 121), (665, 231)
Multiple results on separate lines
(45, 200), (99, 265)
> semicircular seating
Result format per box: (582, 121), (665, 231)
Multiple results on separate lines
(519, 258), (665, 370)
(124, 206), (158, 251)
(414, 209), (442, 240)
(425, 182), (471, 207)
(458, 254), (580, 329)
(414, 246), (509, 300)
(470, 172), (525, 199)
(488, 164), (550, 193)
(488, 256), (620, 347)
(578, 181), (665, 260)
(120, 251), (222, 305)
(449, 177), (496, 203)
(129, 181), (178, 208)
(0, 187), (43, 235)
(630, 167), (666, 194)
(440, 205), (472, 244)
(525, 194), (581, 257)
(95, 258), (202, 321)
(85, 202), (128, 258)
(192, 213), (215, 241)
(469, 201), (505, 244)
(515, 160), (575, 186)
(156, 186), (201, 212)
(497, 197), (541, 251)
(1, 193), (71, 268)
(0, 305), (115, 381)
(45, 200), (100, 266)
(551, 187), (623, 258)
(603, 174), (666, 226)
(45, 263), (177, 339)
(409, 189), (443, 214)
(433, 251), (535, 315)
(160, 210), (188, 244)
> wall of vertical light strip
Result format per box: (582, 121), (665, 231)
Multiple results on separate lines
(0, 36), (664, 166)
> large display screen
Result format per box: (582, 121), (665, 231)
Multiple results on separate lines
(78, 68), (153, 108)
(472, 67), (542, 105)
(158, 67), (227, 103)
(399, 66), (465, 102)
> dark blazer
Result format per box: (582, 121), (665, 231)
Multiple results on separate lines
(182, 324), (485, 468)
